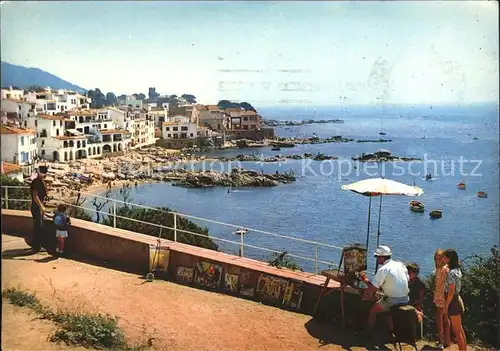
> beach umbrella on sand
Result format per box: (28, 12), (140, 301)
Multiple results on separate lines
(342, 178), (424, 266)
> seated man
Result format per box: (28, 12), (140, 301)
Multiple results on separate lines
(359, 245), (410, 336)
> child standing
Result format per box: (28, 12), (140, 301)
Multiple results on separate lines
(53, 204), (70, 254)
(433, 249), (451, 349)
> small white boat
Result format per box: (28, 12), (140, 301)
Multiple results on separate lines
(233, 228), (248, 235)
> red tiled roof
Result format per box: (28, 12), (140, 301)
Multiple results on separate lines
(1, 98), (29, 104)
(225, 108), (242, 113)
(37, 114), (71, 121)
(0, 125), (36, 135)
(99, 129), (131, 135)
(241, 111), (258, 116)
(1, 161), (22, 175)
(67, 109), (98, 116)
(55, 135), (87, 140)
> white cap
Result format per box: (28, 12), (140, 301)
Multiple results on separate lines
(374, 245), (392, 257)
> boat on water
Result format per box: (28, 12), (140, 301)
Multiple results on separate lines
(409, 200), (425, 212)
(421, 130), (427, 139)
(477, 191), (488, 198)
(233, 228), (248, 235)
(457, 182), (466, 190)
(379, 120), (386, 136)
(425, 173), (433, 181)
(430, 209), (443, 219)
(271, 147), (281, 151)
(270, 141), (295, 148)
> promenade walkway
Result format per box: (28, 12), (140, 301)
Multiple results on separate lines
(2, 234), (465, 351)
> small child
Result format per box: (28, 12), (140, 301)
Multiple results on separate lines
(407, 262), (427, 312)
(53, 204), (70, 254)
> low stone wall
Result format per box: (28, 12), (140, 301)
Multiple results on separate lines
(2, 210), (370, 319)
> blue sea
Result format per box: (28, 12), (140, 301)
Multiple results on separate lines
(97, 103), (499, 275)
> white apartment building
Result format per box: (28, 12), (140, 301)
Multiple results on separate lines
(148, 106), (169, 128)
(1, 87), (24, 100)
(1, 98), (37, 125)
(118, 96), (144, 110)
(0, 125), (37, 171)
(24, 87), (91, 115)
(117, 107), (156, 148)
(162, 116), (197, 140)
(26, 110), (128, 163)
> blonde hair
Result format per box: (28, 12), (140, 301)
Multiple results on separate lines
(434, 248), (445, 269)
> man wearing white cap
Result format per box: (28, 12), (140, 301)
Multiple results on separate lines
(359, 245), (410, 335)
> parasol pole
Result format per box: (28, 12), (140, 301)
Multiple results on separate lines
(365, 196), (372, 251)
(375, 195), (383, 272)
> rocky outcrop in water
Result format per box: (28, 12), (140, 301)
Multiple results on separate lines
(216, 153), (338, 163)
(166, 168), (295, 188)
(352, 150), (421, 162)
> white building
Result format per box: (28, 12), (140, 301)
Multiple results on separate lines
(1, 98), (37, 126)
(148, 106), (169, 128)
(1, 86), (24, 100)
(0, 125), (37, 172)
(116, 107), (156, 148)
(162, 116), (197, 140)
(24, 87), (91, 115)
(25, 110), (129, 163)
(118, 96), (144, 110)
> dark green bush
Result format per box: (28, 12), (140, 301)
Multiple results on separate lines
(1, 175), (30, 210)
(268, 251), (303, 271)
(3, 287), (132, 349)
(3, 287), (42, 309)
(422, 247), (499, 348)
(102, 206), (218, 251)
(51, 313), (127, 349)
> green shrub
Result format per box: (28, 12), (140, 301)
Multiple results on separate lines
(268, 251), (303, 271)
(422, 247), (499, 348)
(3, 287), (42, 309)
(102, 206), (218, 251)
(3, 288), (133, 349)
(51, 313), (127, 349)
(1, 175), (30, 210)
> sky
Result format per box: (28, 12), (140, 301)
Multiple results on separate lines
(1, 1), (498, 107)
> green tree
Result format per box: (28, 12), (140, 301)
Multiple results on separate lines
(105, 92), (118, 106)
(181, 94), (197, 104)
(239, 102), (256, 112)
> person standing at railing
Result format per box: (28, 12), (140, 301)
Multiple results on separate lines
(29, 165), (48, 253)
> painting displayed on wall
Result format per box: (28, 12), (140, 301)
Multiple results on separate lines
(194, 261), (223, 289)
(239, 271), (256, 297)
(256, 274), (288, 303)
(224, 273), (239, 293)
(176, 266), (194, 284)
(282, 281), (304, 310)
(148, 244), (170, 272)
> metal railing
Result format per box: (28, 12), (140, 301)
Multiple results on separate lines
(1, 185), (348, 274)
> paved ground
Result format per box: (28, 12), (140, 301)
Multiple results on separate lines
(2, 234), (471, 351)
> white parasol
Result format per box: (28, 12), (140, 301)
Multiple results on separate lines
(342, 178), (424, 269)
(341, 178), (424, 197)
